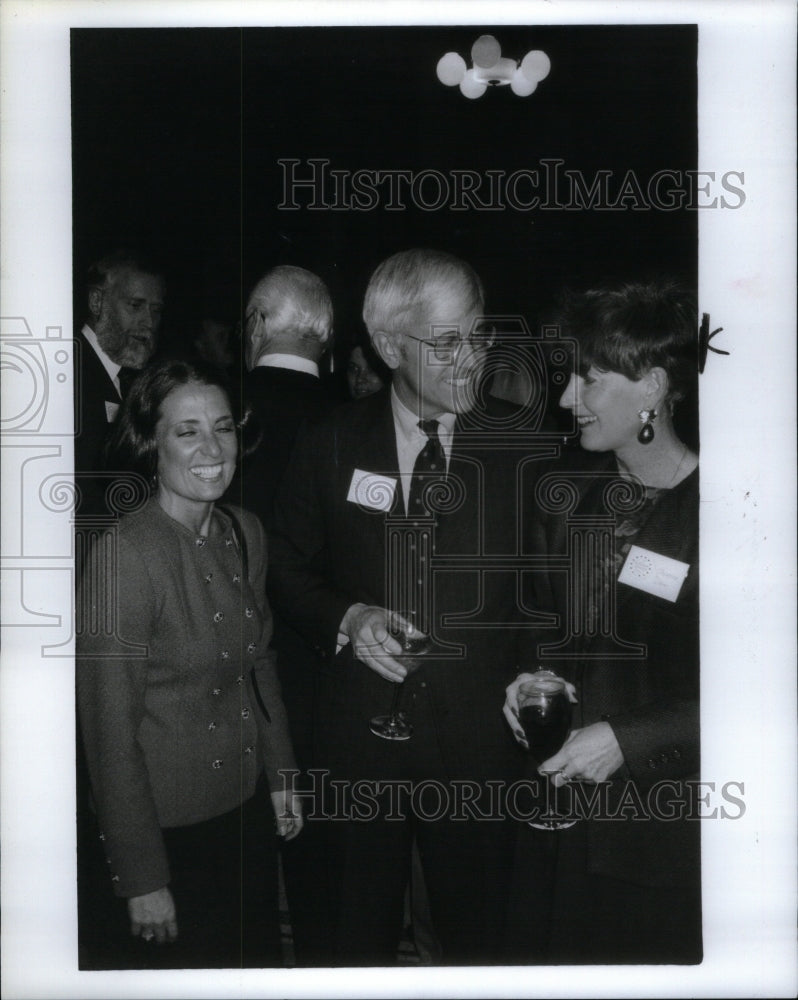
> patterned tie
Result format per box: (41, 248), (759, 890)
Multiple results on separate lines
(396, 419), (447, 635)
(407, 419), (446, 518)
(117, 367), (139, 400)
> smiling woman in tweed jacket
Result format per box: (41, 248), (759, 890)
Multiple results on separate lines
(76, 358), (301, 969)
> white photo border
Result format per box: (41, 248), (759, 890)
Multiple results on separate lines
(1, 1), (796, 998)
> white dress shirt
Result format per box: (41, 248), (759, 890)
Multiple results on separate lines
(82, 323), (123, 397)
(390, 387), (455, 513)
(254, 353), (319, 378)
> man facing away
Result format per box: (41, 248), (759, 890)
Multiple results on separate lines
(236, 264), (336, 532)
(233, 264), (338, 965)
(268, 249), (524, 965)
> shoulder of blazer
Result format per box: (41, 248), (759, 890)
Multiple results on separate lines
(304, 385), (392, 443)
(455, 393), (521, 431)
(217, 503), (265, 553)
(530, 448), (613, 519)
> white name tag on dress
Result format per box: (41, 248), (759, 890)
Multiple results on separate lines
(346, 469), (397, 512)
(105, 400), (120, 423)
(617, 544), (690, 602)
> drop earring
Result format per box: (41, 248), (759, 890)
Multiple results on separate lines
(637, 408), (656, 444)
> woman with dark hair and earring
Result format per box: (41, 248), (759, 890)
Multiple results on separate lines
(76, 359), (302, 969)
(503, 281), (702, 965)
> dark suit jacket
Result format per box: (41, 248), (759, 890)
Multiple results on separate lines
(233, 364), (337, 533)
(74, 327), (122, 518)
(229, 363), (339, 768)
(521, 448), (700, 888)
(268, 387), (524, 783)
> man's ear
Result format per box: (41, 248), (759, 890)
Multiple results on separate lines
(245, 321), (264, 371)
(371, 330), (401, 371)
(88, 287), (103, 322)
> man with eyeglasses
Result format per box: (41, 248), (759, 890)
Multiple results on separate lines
(269, 249), (524, 966)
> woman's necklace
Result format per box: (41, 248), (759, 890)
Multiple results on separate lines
(668, 445), (689, 487)
(617, 443), (691, 489)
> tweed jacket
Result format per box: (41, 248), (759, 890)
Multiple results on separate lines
(77, 499), (296, 898)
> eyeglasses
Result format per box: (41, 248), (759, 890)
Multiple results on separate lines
(403, 323), (496, 363)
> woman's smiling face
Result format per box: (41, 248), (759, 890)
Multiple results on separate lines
(154, 382), (237, 522)
(559, 366), (651, 454)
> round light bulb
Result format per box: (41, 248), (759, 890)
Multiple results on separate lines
(521, 50), (551, 83)
(510, 68), (538, 97)
(471, 34), (501, 70)
(459, 68), (488, 99)
(436, 51), (467, 87)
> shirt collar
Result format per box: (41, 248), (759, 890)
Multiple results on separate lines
(82, 324), (122, 389)
(390, 387), (456, 448)
(255, 353), (319, 378)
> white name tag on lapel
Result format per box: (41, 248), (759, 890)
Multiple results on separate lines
(617, 544), (690, 603)
(347, 469), (397, 512)
(105, 400), (120, 423)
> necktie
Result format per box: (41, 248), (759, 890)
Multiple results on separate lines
(407, 419), (446, 518)
(398, 419), (447, 635)
(117, 367), (139, 399)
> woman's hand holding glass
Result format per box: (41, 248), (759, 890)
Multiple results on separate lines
(544, 722), (624, 787)
(503, 670), (577, 752)
(505, 676), (623, 785)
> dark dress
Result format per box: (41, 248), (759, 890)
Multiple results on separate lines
(507, 449), (701, 965)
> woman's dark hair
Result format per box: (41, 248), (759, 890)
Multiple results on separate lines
(104, 358), (259, 483)
(350, 334), (391, 385)
(559, 281), (698, 407)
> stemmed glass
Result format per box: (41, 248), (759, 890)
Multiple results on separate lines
(517, 670), (576, 830)
(369, 621), (432, 741)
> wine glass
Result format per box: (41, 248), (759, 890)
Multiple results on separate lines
(517, 670), (576, 830)
(369, 621), (432, 741)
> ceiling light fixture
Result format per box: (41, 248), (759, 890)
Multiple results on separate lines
(436, 34), (551, 100)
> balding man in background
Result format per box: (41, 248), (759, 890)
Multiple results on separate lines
(233, 264), (337, 966)
(236, 264), (336, 531)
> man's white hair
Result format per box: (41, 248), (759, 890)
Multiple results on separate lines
(246, 265), (333, 348)
(362, 248), (484, 339)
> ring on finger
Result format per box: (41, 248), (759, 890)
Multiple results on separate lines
(558, 770), (572, 783)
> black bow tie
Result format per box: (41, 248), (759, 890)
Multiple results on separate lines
(117, 367), (139, 399)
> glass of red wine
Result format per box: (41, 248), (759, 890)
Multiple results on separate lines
(517, 670), (576, 830)
(369, 621), (432, 741)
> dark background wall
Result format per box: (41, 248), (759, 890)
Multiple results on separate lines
(71, 24), (697, 373)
